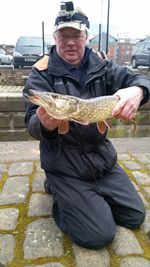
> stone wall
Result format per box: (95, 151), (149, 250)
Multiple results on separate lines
(0, 69), (31, 85)
(0, 90), (32, 141)
(108, 102), (150, 138)
(0, 69), (31, 141)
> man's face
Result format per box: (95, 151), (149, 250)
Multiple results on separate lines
(54, 28), (87, 66)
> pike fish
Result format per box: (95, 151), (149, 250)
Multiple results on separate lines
(25, 89), (125, 134)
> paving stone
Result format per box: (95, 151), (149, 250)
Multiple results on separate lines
(112, 226), (143, 255)
(123, 160), (141, 170)
(133, 153), (150, 164)
(147, 164), (150, 171)
(147, 231), (150, 241)
(25, 263), (66, 267)
(0, 234), (15, 265)
(0, 141), (40, 163)
(28, 193), (53, 216)
(0, 139), (150, 266)
(0, 176), (29, 205)
(117, 153), (131, 161)
(141, 209), (150, 233)
(8, 162), (33, 176)
(23, 218), (63, 259)
(138, 192), (149, 206)
(0, 164), (8, 181)
(131, 181), (140, 191)
(120, 257), (150, 267)
(0, 208), (19, 230)
(132, 171), (150, 185)
(32, 173), (46, 192)
(142, 187), (150, 197)
(0, 164), (8, 173)
(35, 162), (45, 173)
(73, 244), (110, 267)
(145, 153), (150, 159)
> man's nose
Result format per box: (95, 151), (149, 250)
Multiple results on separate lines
(65, 37), (76, 43)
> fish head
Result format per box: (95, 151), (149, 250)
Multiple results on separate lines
(25, 89), (78, 119)
(25, 89), (56, 109)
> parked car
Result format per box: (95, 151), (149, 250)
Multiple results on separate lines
(13, 36), (48, 69)
(0, 48), (13, 65)
(131, 39), (150, 69)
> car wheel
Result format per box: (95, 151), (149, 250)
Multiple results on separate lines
(131, 58), (138, 69)
(14, 63), (19, 69)
(10, 59), (13, 66)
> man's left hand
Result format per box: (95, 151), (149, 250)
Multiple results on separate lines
(112, 86), (144, 121)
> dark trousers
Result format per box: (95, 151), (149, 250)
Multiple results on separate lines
(45, 163), (146, 249)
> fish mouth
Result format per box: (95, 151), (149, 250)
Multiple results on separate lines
(24, 89), (54, 106)
(28, 89), (52, 101)
(24, 89), (39, 101)
(24, 92), (42, 106)
(29, 89), (43, 97)
(24, 89), (39, 99)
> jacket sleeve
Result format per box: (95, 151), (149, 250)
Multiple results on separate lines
(23, 67), (58, 140)
(107, 62), (150, 105)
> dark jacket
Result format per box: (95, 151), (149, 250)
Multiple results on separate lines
(23, 46), (150, 181)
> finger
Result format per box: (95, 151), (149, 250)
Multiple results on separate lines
(36, 107), (46, 116)
(112, 99), (126, 116)
(119, 101), (137, 119)
(115, 107), (136, 120)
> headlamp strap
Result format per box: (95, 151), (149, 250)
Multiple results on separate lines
(55, 12), (90, 29)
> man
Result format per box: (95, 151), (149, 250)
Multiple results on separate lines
(23, 2), (150, 249)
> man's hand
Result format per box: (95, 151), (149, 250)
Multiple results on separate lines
(36, 107), (60, 131)
(112, 86), (144, 121)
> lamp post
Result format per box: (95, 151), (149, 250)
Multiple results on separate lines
(42, 21), (45, 55)
(98, 0), (103, 51)
(98, 24), (101, 52)
(106, 0), (110, 54)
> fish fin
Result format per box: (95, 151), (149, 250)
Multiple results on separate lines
(58, 120), (69, 134)
(97, 121), (108, 134)
(71, 118), (89, 125)
(97, 120), (112, 134)
(131, 120), (137, 134)
(104, 119), (113, 129)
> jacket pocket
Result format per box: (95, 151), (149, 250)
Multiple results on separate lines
(82, 139), (117, 178)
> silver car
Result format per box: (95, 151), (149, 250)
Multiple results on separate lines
(0, 48), (13, 65)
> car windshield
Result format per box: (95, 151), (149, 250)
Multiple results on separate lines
(17, 37), (43, 46)
(14, 36), (48, 55)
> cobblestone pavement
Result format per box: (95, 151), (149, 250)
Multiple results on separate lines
(0, 138), (150, 267)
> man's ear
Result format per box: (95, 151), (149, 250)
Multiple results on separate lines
(53, 33), (56, 41)
(86, 38), (89, 45)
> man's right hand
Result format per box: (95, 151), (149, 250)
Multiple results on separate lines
(36, 107), (60, 131)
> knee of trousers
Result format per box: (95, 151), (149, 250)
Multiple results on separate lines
(126, 209), (146, 229)
(69, 224), (116, 249)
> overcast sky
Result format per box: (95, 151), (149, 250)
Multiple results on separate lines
(1, 0), (150, 45)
